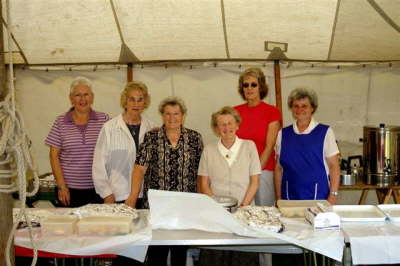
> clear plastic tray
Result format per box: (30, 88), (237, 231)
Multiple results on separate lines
(41, 215), (78, 236)
(332, 205), (387, 222)
(377, 204), (400, 222)
(77, 216), (133, 236)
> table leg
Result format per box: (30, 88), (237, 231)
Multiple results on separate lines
(376, 189), (387, 204)
(392, 189), (400, 204)
(342, 243), (352, 266)
(358, 189), (369, 205)
(382, 189), (393, 204)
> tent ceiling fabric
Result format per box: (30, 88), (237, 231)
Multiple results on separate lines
(3, 0), (400, 65)
(330, 0), (400, 61)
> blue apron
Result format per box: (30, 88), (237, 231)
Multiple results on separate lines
(280, 124), (330, 200)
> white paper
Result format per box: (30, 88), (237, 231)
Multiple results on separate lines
(14, 210), (151, 262)
(148, 189), (344, 261)
(342, 222), (400, 265)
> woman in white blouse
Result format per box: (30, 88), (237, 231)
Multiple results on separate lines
(92, 81), (155, 208)
(198, 106), (260, 206)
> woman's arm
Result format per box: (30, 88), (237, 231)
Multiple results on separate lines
(92, 127), (114, 203)
(274, 158), (283, 202)
(49, 146), (70, 206)
(241, 174), (260, 206)
(125, 164), (147, 207)
(326, 154), (340, 205)
(260, 121), (281, 168)
(198, 175), (213, 196)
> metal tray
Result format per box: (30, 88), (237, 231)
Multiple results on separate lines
(332, 205), (387, 222)
(377, 204), (400, 222)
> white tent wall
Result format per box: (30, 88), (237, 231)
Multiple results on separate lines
(14, 64), (400, 205)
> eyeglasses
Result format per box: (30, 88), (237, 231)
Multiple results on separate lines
(242, 82), (258, 88)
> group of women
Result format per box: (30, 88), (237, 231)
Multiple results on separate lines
(45, 68), (340, 266)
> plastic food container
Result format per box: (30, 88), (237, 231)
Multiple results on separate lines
(277, 200), (330, 217)
(332, 205), (387, 222)
(41, 215), (78, 236)
(77, 216), (133, 236)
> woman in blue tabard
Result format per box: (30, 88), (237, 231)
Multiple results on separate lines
(274, 88), (340, 205)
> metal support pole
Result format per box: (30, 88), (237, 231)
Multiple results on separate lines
(273, 59), (283, 122)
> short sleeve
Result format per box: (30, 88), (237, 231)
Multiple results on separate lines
(135, 132), (153, 166)
(324, 127), (339, 158)
(45, 117), (62, 148)
(248, 142), (262, 175)
(275, 130), (282, 156)
(197, 146), (209, 176)
(194, 132), (204, 168)
(269, 105), (282, 123)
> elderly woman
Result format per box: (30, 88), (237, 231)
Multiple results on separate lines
(198, 106), (260, 206)
(234, 68), (281, 208)
(45, 77), (109, 207)
(92, 81), (155, 208)
(125, 96), (203, 266)
(274, 88), (340, 205)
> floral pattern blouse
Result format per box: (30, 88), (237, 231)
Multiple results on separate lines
(135, 126), (203, 207)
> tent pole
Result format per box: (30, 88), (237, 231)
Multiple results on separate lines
(0, 0), (15, 265)
(127, 63), (133, 82)
(273, 59), (283, 119)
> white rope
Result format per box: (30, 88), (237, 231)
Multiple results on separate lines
(0, 0), (39, 265)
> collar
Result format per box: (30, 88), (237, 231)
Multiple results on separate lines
(293, 117), (318, 134)
(218, 136), (242, 155)
(64, 108), (97, 123)
(159, 125), (187, 139)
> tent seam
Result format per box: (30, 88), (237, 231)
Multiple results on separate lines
(327, 0), (341, 61)
(220, 0), (230, 59)
(1, 16), (28, 64)
(367, 0), (400, 33)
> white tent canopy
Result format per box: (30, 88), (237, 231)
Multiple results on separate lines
(3, 0), (400, 65)
(3, 1), (400, 206)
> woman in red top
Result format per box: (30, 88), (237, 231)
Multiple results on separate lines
(234, 68), (281, 207)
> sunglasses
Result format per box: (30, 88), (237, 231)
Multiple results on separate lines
(242, 82), (258, 88)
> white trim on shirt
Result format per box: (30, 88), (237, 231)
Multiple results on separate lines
(217, 136), (242, 167)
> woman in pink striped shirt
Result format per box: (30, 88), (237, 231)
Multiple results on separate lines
(45, 77), (109, 207)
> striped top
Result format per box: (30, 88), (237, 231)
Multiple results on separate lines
(45, 109), (109, 189)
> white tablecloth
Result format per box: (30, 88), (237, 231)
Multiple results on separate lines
(342, 221), (400, 265)
(15, 209), (151, 262)
(148, 189), (345, 261)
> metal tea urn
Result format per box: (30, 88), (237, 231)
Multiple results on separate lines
(363, 124), (400, 186)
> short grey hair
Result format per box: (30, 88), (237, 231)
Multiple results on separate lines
(288, 88), (318, 113)
(211, 106), (241, 136)
(70, 76), (93, 94)
(158, 96), (187, 115)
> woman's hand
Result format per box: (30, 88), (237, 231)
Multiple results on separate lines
(327, 194), (337, 205)
(58, 187), (70, 206)
(103, 194), (116, 204)
(124, 195), (137, 208)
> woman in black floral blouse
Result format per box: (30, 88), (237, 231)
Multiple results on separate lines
(125, 96), (203, 266)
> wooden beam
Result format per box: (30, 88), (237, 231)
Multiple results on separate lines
(127, 63), (133, 82)
(0, 1), (15, 265)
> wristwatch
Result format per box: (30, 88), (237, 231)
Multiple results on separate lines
(330, 191), (338, 196)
